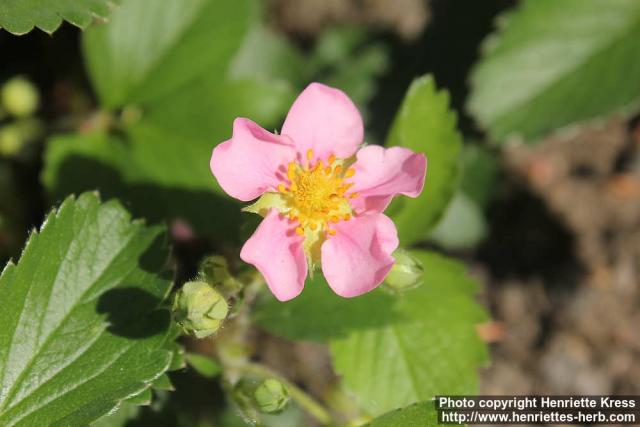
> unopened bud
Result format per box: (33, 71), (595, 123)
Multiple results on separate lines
(172, 281), (228, 338)
(199, 255), (242, 294)
(385, 249), (423, 291)
(253, 378), (290, 414)
(2, 77), (39, 118)
(0, 125), (23, 156)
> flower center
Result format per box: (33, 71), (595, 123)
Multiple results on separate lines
(278, 150), (358, 236)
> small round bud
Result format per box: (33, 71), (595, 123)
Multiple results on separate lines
(253, 378), (290, 414)
(199, 255), (242, 295)
(0, 125), (23, 156)
(385, 249), (424, 292)
(2, 77), (39, 118)
(172, 281), (228, 338)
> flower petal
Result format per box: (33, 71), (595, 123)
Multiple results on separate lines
(321, 213), (399, 298)
(281, 82), (364, 162)
(211, 118), (296, 202)
(240, 209), (308, 301)
(349, 145), (427, 213)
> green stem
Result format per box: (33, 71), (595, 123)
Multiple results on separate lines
(241, 362), (333, 426)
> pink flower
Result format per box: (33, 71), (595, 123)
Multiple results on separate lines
(210, 83), (427, 301)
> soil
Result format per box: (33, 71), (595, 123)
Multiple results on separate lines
(479, 118), (640, 395)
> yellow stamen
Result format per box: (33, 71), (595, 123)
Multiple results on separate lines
(349, 192), (359, 199)
(275, 154), (356, 239)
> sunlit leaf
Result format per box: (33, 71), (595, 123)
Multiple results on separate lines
(83, 0), (250, 108)
(0, 193), (173, 426)
(330, 251), (488, 416)
(365, 401), (444, 427)
(386, 76), (462, 245)
(468, 0), (640, 142)
(0, 0), (120, 35)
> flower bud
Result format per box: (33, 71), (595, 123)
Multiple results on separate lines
(199, 255), (242, 295)
(385, 249), (423, 292)
(172, 281), (228, 338)
(0, 125), (23, 156)
(1, 77), (39, 118)
(252, 378), (290, 414)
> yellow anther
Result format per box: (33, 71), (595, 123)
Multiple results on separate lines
(276, 154), (358, 239)
(349, 192), (359, 199)
(287, 163), (296, 180)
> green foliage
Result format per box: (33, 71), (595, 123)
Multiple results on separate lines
(43, 0), (296, 242)
(468, 0), (640, 142)
(386, 76), (462, 245)
(185, 353), (222, 379)
(0, 0), (120, 35)
(255, 250), (488, 416)
(427, 144), (498, 250)
(365, 401), (442, 427)
(330, 251), (488, 416)
(83, 0), (249, 108)
(429, 192), (487, 250)
(309, 27), (390, 113)
(0, 193), (174, 426)
(43, 127), (244, 242)
(253, 277), (401, 342)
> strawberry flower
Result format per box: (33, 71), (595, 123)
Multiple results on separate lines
(210, 83), (427, 301)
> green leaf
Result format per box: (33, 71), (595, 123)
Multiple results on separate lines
(468, 0), (640, 142)
(229, 25), (307, 86)
(0, 192), (174, 426)
(386, 76), (462, 245)
(83, 0), (250, 108)
(459, 144), (499, 209)
(91, 402), (140, 427)
(330, 251), (488, 416)
(313, 28), (389, 113)
(42, 125), (244, 242)
(365, 401), (442, 427)
(0, 0), (119, 35)
(428, 192), (487, 251)
(253, 278), (401, 342)
(144, 77), (295, 142)
(185, 353), (222, 379)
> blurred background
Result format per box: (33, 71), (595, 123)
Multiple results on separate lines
(1, 0), (640, 425)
